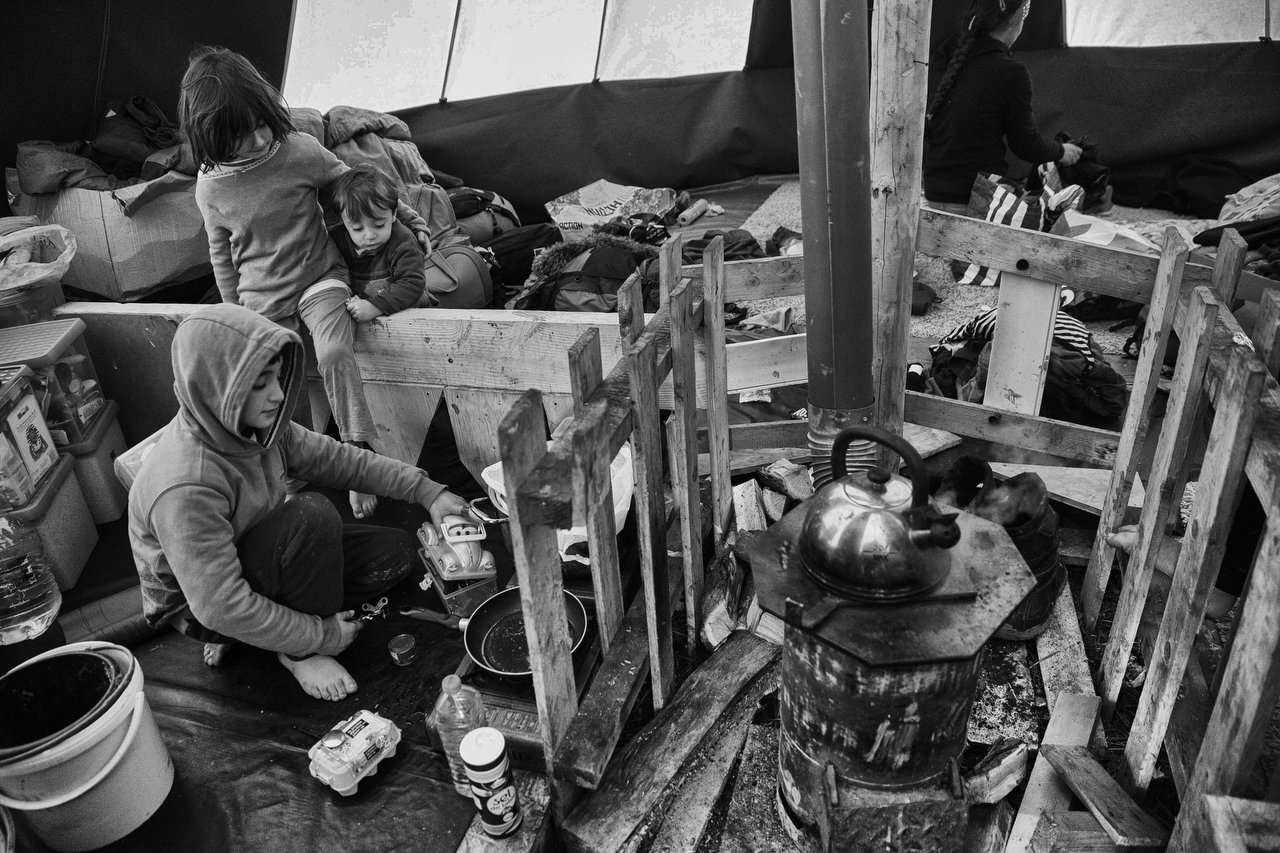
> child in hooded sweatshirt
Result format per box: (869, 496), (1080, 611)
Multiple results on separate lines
(127, 303), (469, 702)
(179, 45), (431, 521)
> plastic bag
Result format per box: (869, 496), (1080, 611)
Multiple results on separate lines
(545, 179), (676, 243)
(0, 225), (76, 292)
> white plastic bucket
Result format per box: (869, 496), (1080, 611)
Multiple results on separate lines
(0, 642), (173, 852)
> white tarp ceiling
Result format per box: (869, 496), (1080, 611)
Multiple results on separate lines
(284, 0), (753, 112)
(284, 0), (1273, 112)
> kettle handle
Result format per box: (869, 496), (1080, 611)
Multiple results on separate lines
(831, 426), (930, 509)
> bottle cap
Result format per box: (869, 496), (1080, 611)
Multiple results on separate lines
(442, 673), (462, 692)
(459, 726), (506, 771)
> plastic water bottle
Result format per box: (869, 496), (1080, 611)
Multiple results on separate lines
(0, 515), (61, 645)
(431, 674), (488, 796)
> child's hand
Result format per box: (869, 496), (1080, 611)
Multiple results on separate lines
(345, 297), (383, 322)
(412, 227), (432, 253)
(427, 490), (472, 529)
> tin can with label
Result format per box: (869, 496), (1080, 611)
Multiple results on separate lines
(460, 726), (521, 838)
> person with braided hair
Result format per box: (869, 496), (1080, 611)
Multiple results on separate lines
(922, 0), (1083, 213)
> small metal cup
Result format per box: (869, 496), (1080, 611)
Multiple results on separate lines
(388, 634), (417, 666)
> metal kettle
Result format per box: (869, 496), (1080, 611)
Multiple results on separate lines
(797, 426), (961, 601)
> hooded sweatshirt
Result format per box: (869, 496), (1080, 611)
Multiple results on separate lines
(127, 304), (445, 657)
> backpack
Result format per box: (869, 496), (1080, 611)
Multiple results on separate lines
(487, 223), (563, 305)
(506, 236), (659, 313)
(447, 187), (520, 246)
(404, 182), (471, 250)
(679, 228), (765, 264)
(420, 244), (494, 309)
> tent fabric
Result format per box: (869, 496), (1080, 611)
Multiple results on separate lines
(394, 68), (799, 225)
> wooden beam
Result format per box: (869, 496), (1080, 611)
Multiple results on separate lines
(989, 463), (1144, 516)
(1122, 348), (1267, 795)
(1005, 692), (1101, 853)
(904, 392), (1119, 467)
(967, 801), (1016, 853)
(662, 248), (705, 655)
(363, 381), (441, 466)
(964, 739), (1030, 806)
(1098, 287), (1220, 723)
(914, 209), (1276, 305)
(1040, 745), (1170, 848)
(559, 632), (780, 853)
(1081, 229), (1188, 630)
(702, 237), (733, 545)
(628, 331), (674, 711)
(499, 390), (577, 777)
(1202, 795), (1280, 853)
(1027, 810), (1127, 852)
(985, 272), (1059, 415)
(869, 0), (931, 444)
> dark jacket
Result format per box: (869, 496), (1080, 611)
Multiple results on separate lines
(332, 220), (427, 315)
(923, 35), (1065, 205)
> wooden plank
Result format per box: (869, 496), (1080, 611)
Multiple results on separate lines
(869, 0), (931, 443)
(1034, 583), (1108, 756)
(1164, 632), (1215, 798)
(617, 273), (643, 347)
(455, 771), (552, 853)
(363, 381), (441, 466)
(1252, 289), (1280, 379)
(698, 447), (812, 478)
(988, 463), (1144, 516)
(1027, 811), (1125, 852)
(985, 272), (1059, 416)
(1123, 347), (1267, 795)
(721, 334), (807, 393)
(553, 573), (664, 789)
(1098, 287), (1220, 723)
(1005, 692), (1101, 853)
(1164, 233), (1248, 549)
(560, 632), (780, 853)
(1040, 745), (1170, 847)
(567, 329), (624, 655)
(446, 387), (528, 484)
(904, 392), (1119, 467)
(913, 208), (1276, 305)
(1203, 795), (1280, 853)
(1081, 229), (1188, 631)
(629, 332), (674, 711)
(702, 237), (733, 545)
(663, 251), (705, 654)
(967, 801), (1016, 853)
(498, 390), (577, 776)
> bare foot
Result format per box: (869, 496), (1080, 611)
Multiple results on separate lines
(278, 653), (359, 701)
(350, 490), (378, 519)
(203, 641), (236, 667)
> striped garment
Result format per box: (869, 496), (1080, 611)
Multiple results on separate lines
(939, 305), (1097, 364)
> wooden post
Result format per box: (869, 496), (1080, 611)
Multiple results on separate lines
(1081, 229), (1189, 631)
(701, 237), (733, 544)
(498, 390), (577, 776)
(660, 235), (705, 654)
(617, 273), (643, 347)
(1122, 348), (1268, 795)
(869, 0), (932, 448)
(568, 329), (624, 653)
(629, 332), (674, 710)
(1097, 287), (1219, 722)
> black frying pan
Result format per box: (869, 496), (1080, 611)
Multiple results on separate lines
(456, 587), (588, 678)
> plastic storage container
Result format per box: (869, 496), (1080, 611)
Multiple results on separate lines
(430, 674), (488, 797)
(0, 319), (105, 447)
(62, 400), (128, 524)
(10, 454), (97, 592)
(0, 365), (58, 499)
(0, 515), (62, 646)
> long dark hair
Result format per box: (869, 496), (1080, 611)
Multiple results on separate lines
(925, 0), (1027, 125)
(179, 46), (295, 167)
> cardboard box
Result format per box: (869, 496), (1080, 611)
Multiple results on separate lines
(5, 168), (211, 301)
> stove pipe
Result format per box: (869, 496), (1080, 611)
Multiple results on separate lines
(791, 0), (877, 487)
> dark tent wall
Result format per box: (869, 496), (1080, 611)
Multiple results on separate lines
(1, 0), (292, 216)
(3, 0), (1277, 222)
